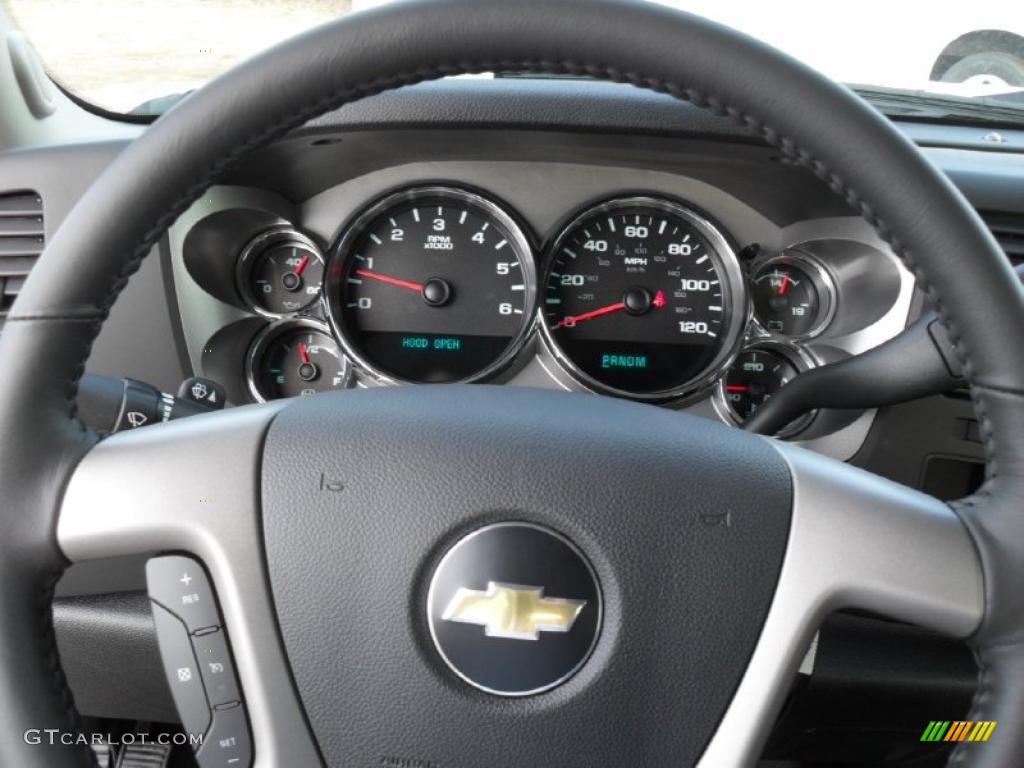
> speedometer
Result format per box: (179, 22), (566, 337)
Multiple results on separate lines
(324, 186), (536, 383)
(540, 197), (746, 401)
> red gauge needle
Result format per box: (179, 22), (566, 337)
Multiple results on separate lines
(725, 385), (749, 393)
(777, 274), (790, 296)
(354, 268), (423, 292)
(555, 301), (626, 329)
(293, 254), (310, 277)
(297, 342), (310, 365)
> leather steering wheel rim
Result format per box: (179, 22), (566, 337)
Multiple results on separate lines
(2, 1), (1023, 766)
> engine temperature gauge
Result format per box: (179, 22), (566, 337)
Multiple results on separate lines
(715, 343), (816, 437)
(247, 320), (350, 402)
(751, 253), (835, 338)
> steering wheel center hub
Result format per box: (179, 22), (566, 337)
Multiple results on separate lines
(259, 386), (792, 766)
(426, 522), (602, 696)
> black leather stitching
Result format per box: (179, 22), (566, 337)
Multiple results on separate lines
(972, 382), (1024, 398)
(39, 566), (98, 768)
(946, 494), (993, 767)
(20, 56), (1003, 764)
(7, 314), (104, 322)
(949, 647), (991, 765)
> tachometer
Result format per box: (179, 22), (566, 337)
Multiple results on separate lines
(325, 186), (536, 383)
(540, 197), (746, 400)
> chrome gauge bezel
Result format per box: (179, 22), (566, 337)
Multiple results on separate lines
(537, 195), (748, 404)
(235, 227), (326, 319)
(749, 249), (837, 341)
(245, 318), (351, 403)
(323, 184), (538, 386)
(711, 340), (819, 439)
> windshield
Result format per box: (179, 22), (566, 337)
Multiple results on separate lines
(4, 0), (1023, 120)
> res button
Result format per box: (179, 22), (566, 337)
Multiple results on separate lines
(147, 555), (221, 633)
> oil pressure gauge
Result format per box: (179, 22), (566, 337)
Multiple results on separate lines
(237, 228), (325, 317)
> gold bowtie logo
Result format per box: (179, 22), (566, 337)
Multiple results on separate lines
(441, 581), (586, 641)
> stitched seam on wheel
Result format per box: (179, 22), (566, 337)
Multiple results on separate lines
(947, 494), (991, 754)
(39, 566), (99, 768)
(972, 382), (1024, 398)
(38, 57), (999, 755)
(7, 313), (104, 322)
(949, 647), (990, 765)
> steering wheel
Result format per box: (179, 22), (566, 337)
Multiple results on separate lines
(3, 1), (1023, 766)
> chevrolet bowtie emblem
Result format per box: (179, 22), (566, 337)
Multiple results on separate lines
(442, 581), (586, 641)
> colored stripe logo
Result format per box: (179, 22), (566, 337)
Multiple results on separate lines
(921, 721), (997, 742)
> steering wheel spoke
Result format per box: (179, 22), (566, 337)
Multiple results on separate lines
(700, 442), (983, 765)
(58, 403), (320, 767)
(56, 395), (985, 768)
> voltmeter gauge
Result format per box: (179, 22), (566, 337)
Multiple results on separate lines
(750, 252), (835, 338)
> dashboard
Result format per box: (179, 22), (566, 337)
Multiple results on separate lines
(172, 156), (910, 460)
(1, 76), (1017, 764)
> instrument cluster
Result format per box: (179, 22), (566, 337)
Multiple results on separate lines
(185, 183), (900, 438)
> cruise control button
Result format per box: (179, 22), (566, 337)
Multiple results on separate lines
(150, 601), (211, 739)
(197, 704), (252, 768)
(192, 629), (241, 707)
(147, 555), (221, 633)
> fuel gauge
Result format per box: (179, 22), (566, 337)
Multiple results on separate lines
(246, 320), (350, 402)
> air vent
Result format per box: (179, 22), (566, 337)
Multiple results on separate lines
(979, 211), (1024, 266)
(0, 190), (44, 329)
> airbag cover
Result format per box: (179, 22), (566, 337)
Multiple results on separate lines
(261, 385), (791, 767)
